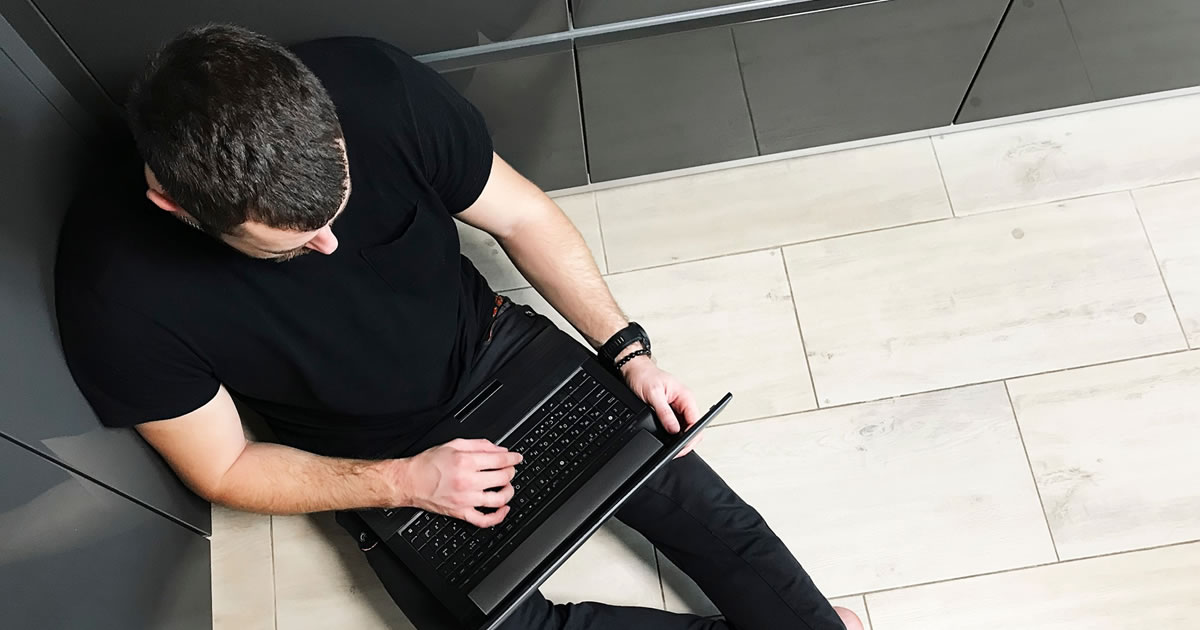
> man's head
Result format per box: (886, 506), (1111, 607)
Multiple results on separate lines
(127, 24), (350, 260)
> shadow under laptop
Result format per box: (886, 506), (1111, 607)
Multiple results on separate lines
(286, 513), (680, 627)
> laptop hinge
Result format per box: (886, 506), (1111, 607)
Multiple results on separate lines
(453, 380), (503, 421)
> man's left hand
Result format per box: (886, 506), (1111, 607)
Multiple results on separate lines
(620, 357), (704, 458)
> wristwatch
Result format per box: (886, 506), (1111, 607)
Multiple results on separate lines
(599, 322), (651, 368)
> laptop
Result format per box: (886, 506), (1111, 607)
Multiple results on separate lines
(355, 324), (732, 630)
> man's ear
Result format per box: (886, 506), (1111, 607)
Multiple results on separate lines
(144, 164), (184, 214)
(145, 188), (184, 214)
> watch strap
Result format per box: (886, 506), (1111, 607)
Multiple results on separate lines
(599, 322), (650, 365)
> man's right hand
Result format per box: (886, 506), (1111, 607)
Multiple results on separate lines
(388, 438), (522, 528)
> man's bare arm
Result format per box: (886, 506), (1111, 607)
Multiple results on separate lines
(456, 155), (642, 357)
(457, 155), (703, 449)
(137, 386), (520, 524)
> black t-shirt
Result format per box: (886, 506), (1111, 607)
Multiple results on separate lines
(55, 37), (498, 459)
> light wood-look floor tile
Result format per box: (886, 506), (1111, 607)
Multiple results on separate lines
(510, 249), (817, 424)
(1133, 178), (1200, 347)
(784, 193), (1185, 406)
(933, 93), (1200, 215)
(541, 520), (663, 608)
(596, 139), (952, 272)
(866, 542), (1200, 630)
(695, 384), (1055, 596)
(1009, 350), (1200, 560)
(211, 506), (275, 630)
(273, 513), (413, 629)
(458, 193), (606, 292)
(833, 595), (872, 630)
(658, 553), (872, 628)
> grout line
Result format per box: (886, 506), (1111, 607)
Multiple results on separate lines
(597, 183), (1176, 278)
(944, 176), (1200, 220)
(1126, 175), (1200, 195)
(780, 250), (822, 408)
(591, 193), (611, 273)
(729, 28), (761, 156)
(708, 346), (1197, 430)
(538, 181), (1200, 284)
(861, 595), (875, 630)
(830, 536), (1200, 602)
(498, 213), (950, 291)
(1004, 381), (1061, 562)
(1128, 189), (1190, 346)
(603, 216), (951, 276)
(927, 136), (959, 217)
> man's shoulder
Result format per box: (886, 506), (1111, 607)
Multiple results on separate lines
(56, 157), (204, 312)
(291, 36), (425, 87)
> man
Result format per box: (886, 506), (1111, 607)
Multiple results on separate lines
(56, 24), (860, 630)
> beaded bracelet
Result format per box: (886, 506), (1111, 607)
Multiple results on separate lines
(614, 348), (652, 370)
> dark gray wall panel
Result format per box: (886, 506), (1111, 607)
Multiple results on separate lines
(572, 0), (747, 26)
(958, 0), (1095, 123)
(578, 27), (756, 181)
(0, 437), (211, 630)
(443, 50), (587, 191)
(1062, 0), (1200, 100)
(30, 0), (567, 102)
(735, 0), (1009, 154)
(0, 3), (115, 131)
(1, 36), (210, 533)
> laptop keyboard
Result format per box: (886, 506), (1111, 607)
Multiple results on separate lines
(397, 370), (641, 590)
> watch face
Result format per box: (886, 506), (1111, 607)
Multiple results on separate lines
(633, 323), (649, 349)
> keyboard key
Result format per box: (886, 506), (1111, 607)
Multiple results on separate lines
(410, 377), (652, 588)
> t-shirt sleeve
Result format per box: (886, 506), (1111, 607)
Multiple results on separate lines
(57, 291), (220, 427)
(377, 42), (495, 213)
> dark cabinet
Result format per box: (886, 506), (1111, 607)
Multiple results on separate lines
(0, 437), (212, 629)
(733, 0), (1009, 154)
(1061, 0), (1200, 100)
(29, 0), (567, 101)
(962, 0), (1200, 123)
(1, 29), (210, 533)
(956, 0), (1095, 124)
(442, 50), (589, 191)
(571, 0), (749, 27)
(577, 27), (756, 181)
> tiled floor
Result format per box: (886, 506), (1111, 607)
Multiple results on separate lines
(212, 92), (1200, 629)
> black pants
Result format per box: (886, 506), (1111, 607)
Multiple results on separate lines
(340, 297), (844, 630)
